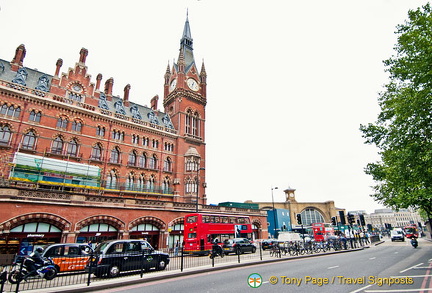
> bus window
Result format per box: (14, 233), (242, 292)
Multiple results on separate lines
(222, 216), (228, 223)
(203, 216), (210, 223)
(229, 217), (236, 223)
(214, 216), (220, 223)
(188, 233), (197, 238)
(187, 216), (197, 223)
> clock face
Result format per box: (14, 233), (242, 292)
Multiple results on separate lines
(169, 79), (177, 92)
(187, 78), (199, 91)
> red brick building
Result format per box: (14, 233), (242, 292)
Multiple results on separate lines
(0, 16), (267, 258)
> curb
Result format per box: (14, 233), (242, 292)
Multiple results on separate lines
(27, 247), (365, 293)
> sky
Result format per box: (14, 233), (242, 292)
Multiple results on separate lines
(0, 0), (429, 214)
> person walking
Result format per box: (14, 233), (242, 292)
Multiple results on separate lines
(174, 240), (180, 257)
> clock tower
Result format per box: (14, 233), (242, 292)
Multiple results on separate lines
(163, 14), (208, 205)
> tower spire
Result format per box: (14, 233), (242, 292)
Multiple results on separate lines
(179, 12), (195, 70)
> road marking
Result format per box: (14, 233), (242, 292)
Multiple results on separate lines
(400, 263), (423, 273)
(350, 284), (372, 293)
(369, 257), (376, 260)
(327, 265), (339, 269)
(364, 288), (432, 292)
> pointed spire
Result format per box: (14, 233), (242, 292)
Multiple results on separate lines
(200, 60), (207, 77)
(179, 12), (195, 70)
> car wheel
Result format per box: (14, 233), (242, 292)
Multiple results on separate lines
(156, 259), (167, 271)
(251, 247), (256, 253)
(108, 265), (121, 278)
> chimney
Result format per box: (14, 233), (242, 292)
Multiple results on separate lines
(55, 58), (63, 76)
(79, 48), (88, 64)
(11, 44), (26, 71)
(104, 77), (114, 100)
(96, 74), (102, 90)
(150, 95), (159, 110)
(123, 84), (131, 107)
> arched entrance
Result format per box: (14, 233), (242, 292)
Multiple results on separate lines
(0, 213), (70, 256)
(251, 219), (262, 240)
(128, 216), (166, 249)
(168, 217), (184, 252)
(75, 215), (125, 246)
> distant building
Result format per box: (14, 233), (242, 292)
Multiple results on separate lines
(247, 187), (345, 238)
(364, 208), (423, 231)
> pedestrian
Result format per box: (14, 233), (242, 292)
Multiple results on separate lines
(174, 240), (180, 257)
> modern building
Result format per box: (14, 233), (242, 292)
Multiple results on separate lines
(0, 16), (267, 260)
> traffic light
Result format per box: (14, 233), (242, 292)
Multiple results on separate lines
(296, 214), (302, 225)
(331, 216), (337, 226)
(347, 213), (355, 225)
(339, 211), (346, 225)
(359, 214), (365, 226)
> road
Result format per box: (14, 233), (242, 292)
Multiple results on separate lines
(91, 238), (432, 293)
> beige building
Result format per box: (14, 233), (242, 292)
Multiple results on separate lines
(365, 208), (423, 231)
(247, 187), (345, 228)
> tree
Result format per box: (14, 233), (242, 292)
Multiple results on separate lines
(360, 3), (432, 224)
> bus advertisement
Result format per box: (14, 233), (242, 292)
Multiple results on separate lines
(183, 213), (253, 255)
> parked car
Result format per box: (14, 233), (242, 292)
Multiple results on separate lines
(42, 243), (93, 272)
(85, 239), (169, 278)
(261, 239), (278, 250)
(222, 238), (256, 255)
(390, 230), (405, 242)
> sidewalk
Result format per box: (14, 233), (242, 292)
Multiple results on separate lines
(24, 247), (366, 293)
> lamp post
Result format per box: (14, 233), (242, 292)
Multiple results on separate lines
(196, 167), (205, 213)
(271, 187), (278, 238)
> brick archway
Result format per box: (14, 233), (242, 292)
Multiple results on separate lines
(0, 213), (71, 232)
(168, 217), (184, 227)
(75, 215), (125, 232)
(128, 216), (166, 230)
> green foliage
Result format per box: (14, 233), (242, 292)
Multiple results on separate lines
(360, 3), (432, 219)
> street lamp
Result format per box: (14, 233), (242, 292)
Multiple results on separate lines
(271, 187), (278, 238)
(196, 167), (205, 213)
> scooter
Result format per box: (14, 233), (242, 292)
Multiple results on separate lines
(8, 256), (57, 284)
(410, 237), (418, 248)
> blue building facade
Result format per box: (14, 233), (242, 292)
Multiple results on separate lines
(267, 209), (292, 238)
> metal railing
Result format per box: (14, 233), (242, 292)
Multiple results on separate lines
(0, 241), (364, 293)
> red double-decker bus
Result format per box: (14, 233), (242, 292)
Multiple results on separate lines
(183, 213), (253, 255)
(404, 224), (419, 238)
(312, 223), (334, 242)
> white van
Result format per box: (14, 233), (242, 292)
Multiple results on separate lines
(390, 229), (405, 242)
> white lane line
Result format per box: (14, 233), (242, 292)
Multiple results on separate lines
(350, 284), (372, 293)
(327, 265), (339, 269)
(400, 263), (423, 273)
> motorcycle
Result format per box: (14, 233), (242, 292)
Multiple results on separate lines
(209, 244), (225, 259)
(8, 256), (57, 284)
(410, 237), (418, 248)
